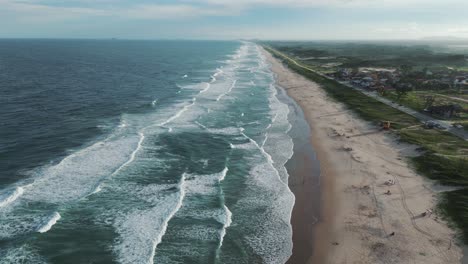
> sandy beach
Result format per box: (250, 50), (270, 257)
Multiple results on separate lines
(263, 48), (463, 264)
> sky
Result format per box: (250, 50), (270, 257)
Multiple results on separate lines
(1, 0), (468, 40)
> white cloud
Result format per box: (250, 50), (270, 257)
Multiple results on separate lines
(1, 0), (468, 39)
(121, 4), (231, 20)
(448, 27), (468, 35)
(190, 0), (468, 9)
(0, 0), (232, 23)
(2, 0), (468, 24)
(0, 0), (107, 22)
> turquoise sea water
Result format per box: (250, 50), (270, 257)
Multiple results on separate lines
(0, 40), (295, 263)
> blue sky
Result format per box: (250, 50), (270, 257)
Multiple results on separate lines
(1, 0), (468, 40)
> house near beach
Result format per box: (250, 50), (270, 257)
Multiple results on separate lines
(426, 104), (463, 118)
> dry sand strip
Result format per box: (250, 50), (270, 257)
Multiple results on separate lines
(262, 48), (463, 264)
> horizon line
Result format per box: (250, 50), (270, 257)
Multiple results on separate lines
(0, 37), (468, 43)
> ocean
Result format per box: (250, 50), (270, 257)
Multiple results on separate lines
(0, 40), (296, 263)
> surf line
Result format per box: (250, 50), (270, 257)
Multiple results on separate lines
(109, 62), (229, 176)
(0, 186), (24, 208)
(37, 212), (61, 233)
(114, 132), (145, 176)
(94, 96), (197, 194)
(215, 205), (232, 262)
(89, 64), (224, 195)
(148, 173), (187, 264)
(215, 167), (232, 262)
(216, 79), (237, 101)
(199, 82), (211, 94)
(90, 131), (145, 195)
(240, 128), (291, 189)
(158, 98), (196, 127)
(88, 49), (238, 196)
(210, 68), (224, 83)
(99, 97), (196, 192)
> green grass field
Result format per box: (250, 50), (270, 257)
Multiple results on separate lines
(383, 91), (468, 120)
(265, 46), (468, 243)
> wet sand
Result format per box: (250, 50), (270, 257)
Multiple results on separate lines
(281, 86), (321, 264)
(263, 48), (463, 264)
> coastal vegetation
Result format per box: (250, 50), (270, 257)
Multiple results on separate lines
(264, 45), (468, 243)
(382, 91), (468, 120)
(268, 41), (468, 71)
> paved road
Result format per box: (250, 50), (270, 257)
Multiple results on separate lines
(272, 48), (468, 141)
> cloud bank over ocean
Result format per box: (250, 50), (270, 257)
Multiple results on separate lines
(1, 0), (468, 39)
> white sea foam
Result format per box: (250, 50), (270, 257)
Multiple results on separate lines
(89, 184), (102, 195)
(194, 121), (207, 129)
(229, 142), (255, 150)
(241, 162), (294, 264)
(22, 133), (140, 204)
(0, 187), (24, 208)
(213, 68), (223, 77)
(149, 168), (232, 262)
(184, 169), (227, 195)
(37, 212), (61, 233)
(149, 175), (186, 263)
(112, 132), (145, 177)
(158, 99), (196, 127)
(198, 159), (209, 168)
(216, 205), (232, 254)
(178, 82), (207, 92)
(166, 104), (206, 128)
(221, 43), (295, 263)
(209, 68), (224, 83)
(271, 112), (278, 124)
(218, 167), (229, 182)
(199, 82), (211, 94)
(118, 119), (128, 128)
(207, 127), (242, 136)
(264, 80), (295, 184)
(241, 131), (275, 168)
(115, 175), (186, 264)
(223, 204), (232, 227)
(0, 245), (48, 264)
(243, 121), (261, 126)
(216, 79), (237, 101)
(261, 134), (269, 148)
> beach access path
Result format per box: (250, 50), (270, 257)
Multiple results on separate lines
(262, 48), (463, 264)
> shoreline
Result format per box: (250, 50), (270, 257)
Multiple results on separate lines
(276, 78), (322, 264)
(263, 48), (464, 263)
